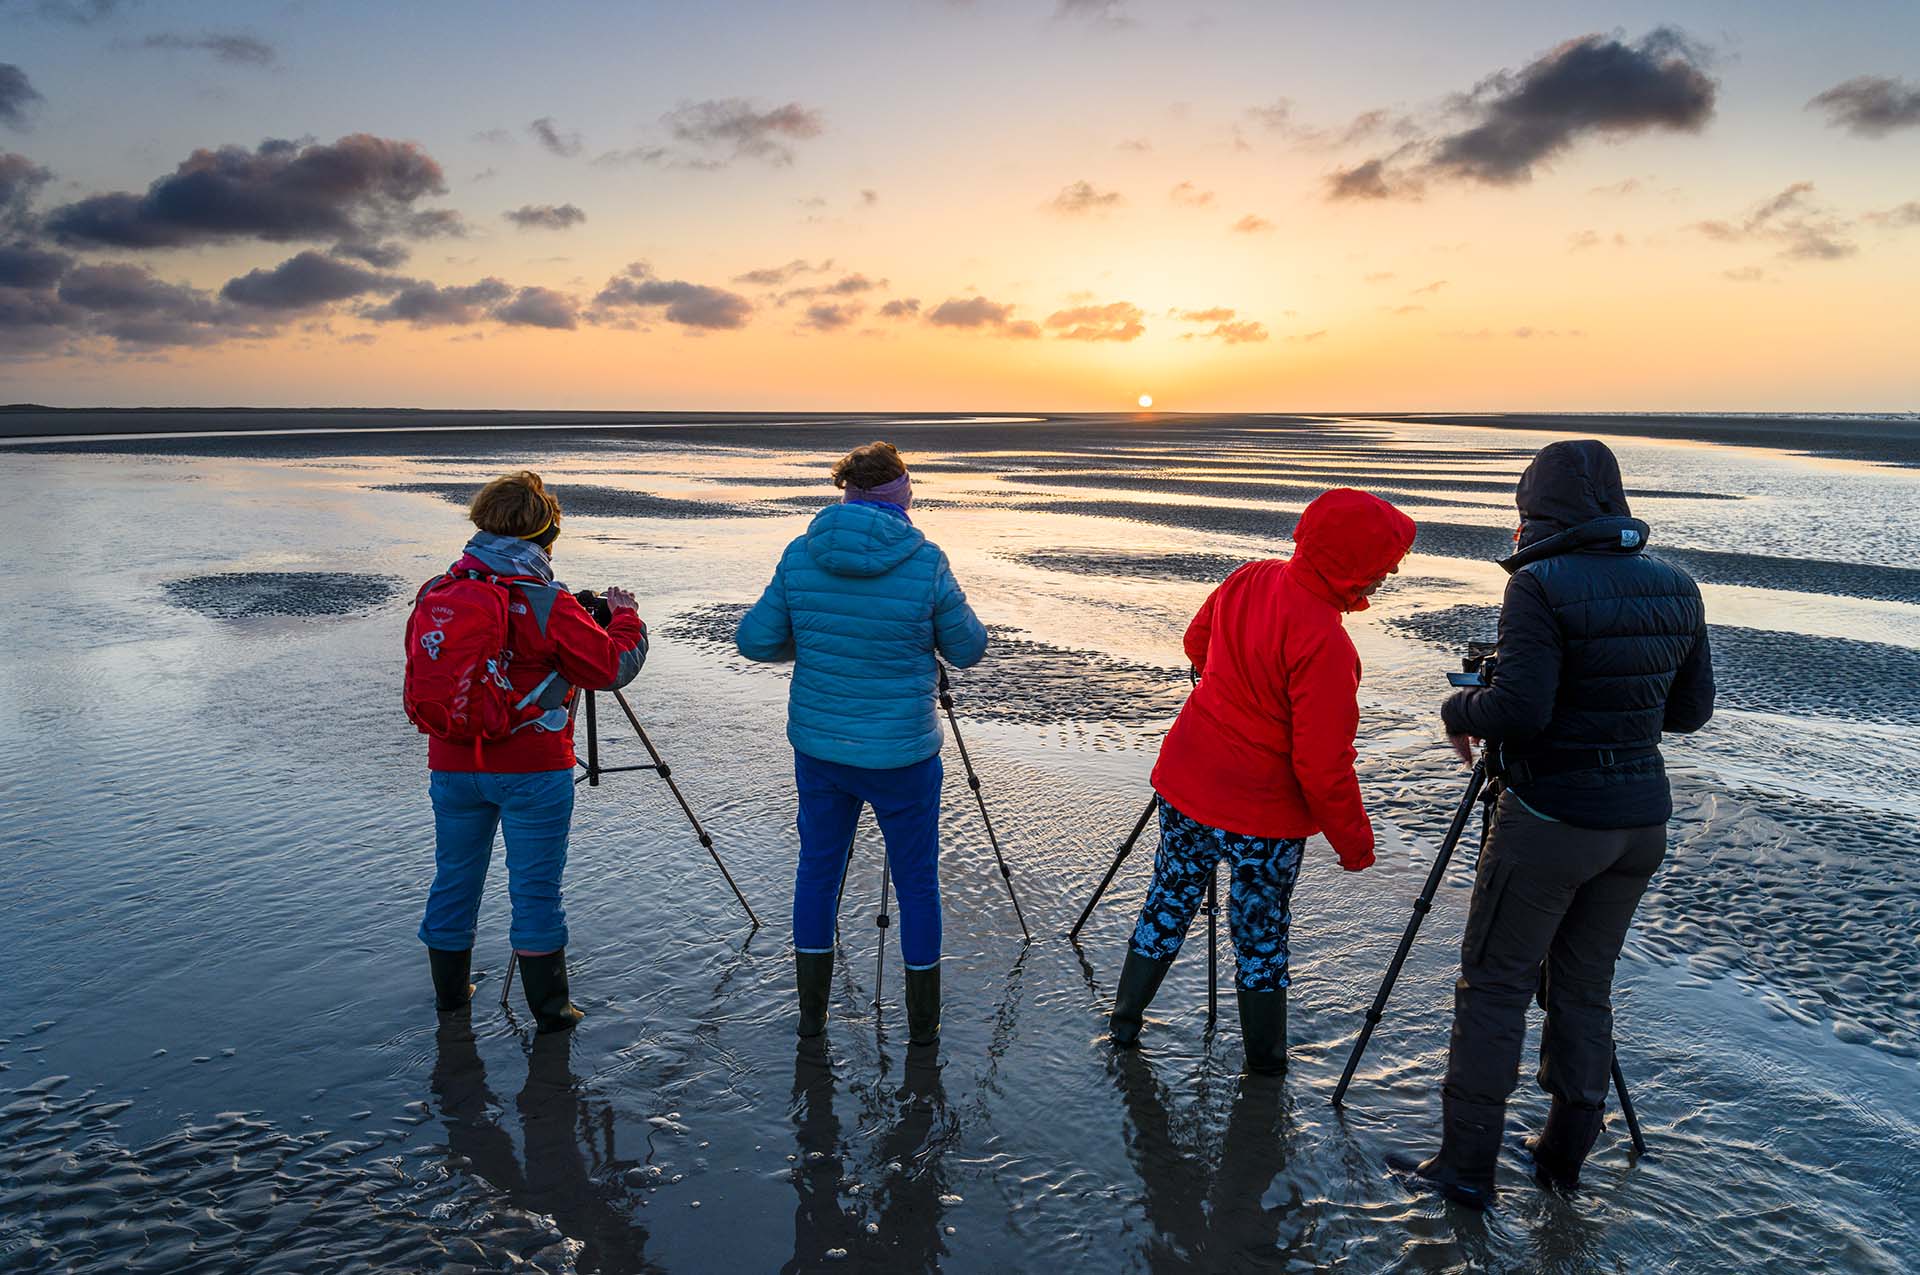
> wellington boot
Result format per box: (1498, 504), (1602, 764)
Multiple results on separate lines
(1527, 1098), (1606, 1192)
(1236, 987), (1288, 1076)
(1389, 1092), (1506, 1210)
(795, 951), (834, 1038)
(1108, 950), (1174, 1048)
(428, 947), (474, 1012)
(905, 963), (941, 1046)
(518, 950), (585, 1035)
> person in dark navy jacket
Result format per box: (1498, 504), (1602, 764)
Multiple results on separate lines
(1399, 439), (1714, 1208)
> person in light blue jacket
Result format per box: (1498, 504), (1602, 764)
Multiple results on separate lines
(736, 440), (989, 1048)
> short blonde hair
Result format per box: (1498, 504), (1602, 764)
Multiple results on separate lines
(469, 470), (561, 540)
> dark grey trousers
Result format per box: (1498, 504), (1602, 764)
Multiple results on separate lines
(1444, 790), (1666, 1112)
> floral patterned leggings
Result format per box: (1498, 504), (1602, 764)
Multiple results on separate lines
(1127, 797), (1307, 992)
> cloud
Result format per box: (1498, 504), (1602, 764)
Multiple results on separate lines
(1172, 306), (1234, 322)
(529, 117), (583, 158)
(54, 260), (269, 347)
(0, 241), (70, 288)
(220, 250), (402, 311)
(1721, 266), (1767, 283)
(860, 188), (878, 205)
(593, 261), (753, 330)
(1864, 200), (1920, 228)
(926, 295), (1037, 337)
(1327, 157), (1417, 201)
(1568, 228), (1627, 250)
(1116, 138), (1152, 153)
(1807, 76), (1920, 138)
(362, 277), (512, 326)
(878, 297), (920, 319)
(1230, 213), (1274, 234)
(1045, 300), (1144, 342)
(18, 0), (129, 25)
(1691, 181), (1856, 261)
(0, 64), (43, 129)
(1168, 180), (1214, 208)
(503, 202), (586, 230)
(664, 98), (824, 167)
(1051, 180), (1123, 214)
(733, 258), (832, 287)
(800, 301), (860, 331)
(1411, 279), (1448, 294)
(46, 133), (453, 250)
(472, 128), (513, 146)
(496, 285), (579, 329)
(1389, 304), (1425, 315)
(0, 151), (51, 227)
(331, 238), (409, 268)
(137, 32), (275, 66)
(1195, 319), (1267, 344)
(776, 271), (887, 305)
(1054, 0), (1130, 29)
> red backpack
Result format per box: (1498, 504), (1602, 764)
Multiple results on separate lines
(403, 568), (549, 764)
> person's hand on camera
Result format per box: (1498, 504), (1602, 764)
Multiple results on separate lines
(1448, 732), (1477, 766)
(604, 586), (638, 614)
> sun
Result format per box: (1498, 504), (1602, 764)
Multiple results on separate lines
(1137, 394), (1154, 409)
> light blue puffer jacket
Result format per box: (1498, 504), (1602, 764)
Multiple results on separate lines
(735, 501), (989, 769)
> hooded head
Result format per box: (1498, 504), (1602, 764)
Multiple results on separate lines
(1289, 487), (1417, 612)
(1514, 440), (1631, 548)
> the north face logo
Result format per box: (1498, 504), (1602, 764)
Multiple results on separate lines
(1621, 529), (1642, 548)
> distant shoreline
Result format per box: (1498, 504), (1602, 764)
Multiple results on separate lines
(3, 407), (1916, 466)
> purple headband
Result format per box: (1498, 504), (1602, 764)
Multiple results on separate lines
(842, 471), (913, 510)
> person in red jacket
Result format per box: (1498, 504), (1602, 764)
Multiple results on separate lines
(1108, 487), (1416, 1075)
(415, 471), (647, 1032)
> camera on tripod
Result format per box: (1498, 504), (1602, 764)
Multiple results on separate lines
(1447, 640), (1499, 688)
(574, 588), (614, 627)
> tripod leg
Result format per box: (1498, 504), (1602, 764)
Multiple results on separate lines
(1206, 866), (1219, 1027)
(500, 950), (518, 1008)
(584, 691), (601, 787)
(874, 857), (892, 1011)
(1068, 794), (1159, 943)
(1611, 1051), (1648, 1156)
(834, 830), (857, 942)
(1331, 762), (1487, 1108)
(938, 670), (1031, 942)
(611, 691), (760, 928)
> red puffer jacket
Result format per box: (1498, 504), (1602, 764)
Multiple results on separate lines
(425, 552), (647, 774)
(1151, 489), (1416, 867)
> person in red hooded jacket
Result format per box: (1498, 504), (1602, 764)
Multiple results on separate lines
(1107, 488), (1417, 1075)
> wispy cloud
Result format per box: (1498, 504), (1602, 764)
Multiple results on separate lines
(1169, 180), (1213, 207)
(1051, 180), (1123, 214)
(1807, 76), (1920, 138)
(503, 203), (586, 231)
(1692, 181), (1856, 261)
(1229, 213), (1274, 234)
(529, 117), (584, 158)
(136, 32), (276, 66)
(665, 98), (824, 167)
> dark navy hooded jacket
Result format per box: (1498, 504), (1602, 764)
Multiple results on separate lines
(1441, 440), (1715, 827)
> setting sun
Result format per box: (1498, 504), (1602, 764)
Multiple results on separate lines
(1138, 394), (1154, 409)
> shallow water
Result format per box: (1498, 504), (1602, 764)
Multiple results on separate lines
(2, 413), (1917, 1273)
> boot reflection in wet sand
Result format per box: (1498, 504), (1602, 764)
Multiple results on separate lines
(431, 1019), (650, 1271)
(1114, 1052), (1295, 1269)
(785, 1041), (955, 1274)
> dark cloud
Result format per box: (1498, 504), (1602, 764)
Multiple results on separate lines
(1051, 180), (1123, 214)
(46, 134), (453, 250)
(1045, 301), (1144, 342)
(331, 238), (409, 268)
(1808, 76), (1920, 138)
(138, 32), (276, 66)
(800, 301), (860, 331)
(0, 64), (43, 129)
(362, 277), (513, 326)
(503, 202), (586, 230)
(1230, 213), (1274, 233)
(0, 240), (70, 288)
(0, 151), (51, 227)
(1169, 180), (1214, 208)
(529, 117), (583, 158)
(926, 296), (1039, 337)
(664, 98), (824, 166)
(1326, 158), (1415, 201)
(594, 261), (753, 330)
(777, 271), (886, 305)
(878, 297), (920, 319)
(0, 281), (81, 352)
(733, 258), (832, 286)
(1692, 182), (1856, 262)
(220, 250), (402, 311)
(50, 260), (274, 347)
(495, 285), (579, 330)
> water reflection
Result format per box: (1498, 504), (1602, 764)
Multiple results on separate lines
(785, 1040), (953, 1273)
(1114, 1053), (1298, 1272)
(432, 1019), (655, 1273)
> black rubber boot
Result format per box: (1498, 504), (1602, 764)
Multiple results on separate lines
(1108, 950), (1174, 1048)
(428, 947), (474, 1012)
(1237, 987), (1288, 1076)
(517, 950), (585, 1035)
(905, 963), (941, 1047)
(1390, 1092), (1506, 1210)
(795, 951), (834, 1038)
(1527, 1099), (1606, 1192)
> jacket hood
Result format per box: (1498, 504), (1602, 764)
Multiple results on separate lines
(1288, 487), (1417, 612)
(1514, 440), (1632, 548)
(804, 500), (927, 577)
(460, 530), (557, 584)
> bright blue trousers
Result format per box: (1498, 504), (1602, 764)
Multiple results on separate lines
(420, 769), (574, 954)
(792, 750), (943, 969)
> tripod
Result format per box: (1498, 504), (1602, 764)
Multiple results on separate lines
(1328, 759), (1646, 1156)
(501, 687), (760, 1006)
(1067, 792), (1223, 1027)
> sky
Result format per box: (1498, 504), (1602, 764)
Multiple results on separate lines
(0, 0), (1916, 411)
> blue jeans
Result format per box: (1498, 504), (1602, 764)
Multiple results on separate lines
(1128, 798), (1306, 992)
(792, 750), (943, 969)
(420, 769), (575, 954)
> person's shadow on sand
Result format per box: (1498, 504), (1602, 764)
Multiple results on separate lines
(433, 1019), (655, 1273)
(783, 1038), (954, 1274)
(1115, 1051), (1299, 1273)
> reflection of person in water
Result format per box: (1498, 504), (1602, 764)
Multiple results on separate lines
(784, 1041), (953, 1274)
(432, 1020), (651, 1272)
(1113, 1054), (1294, 1271)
